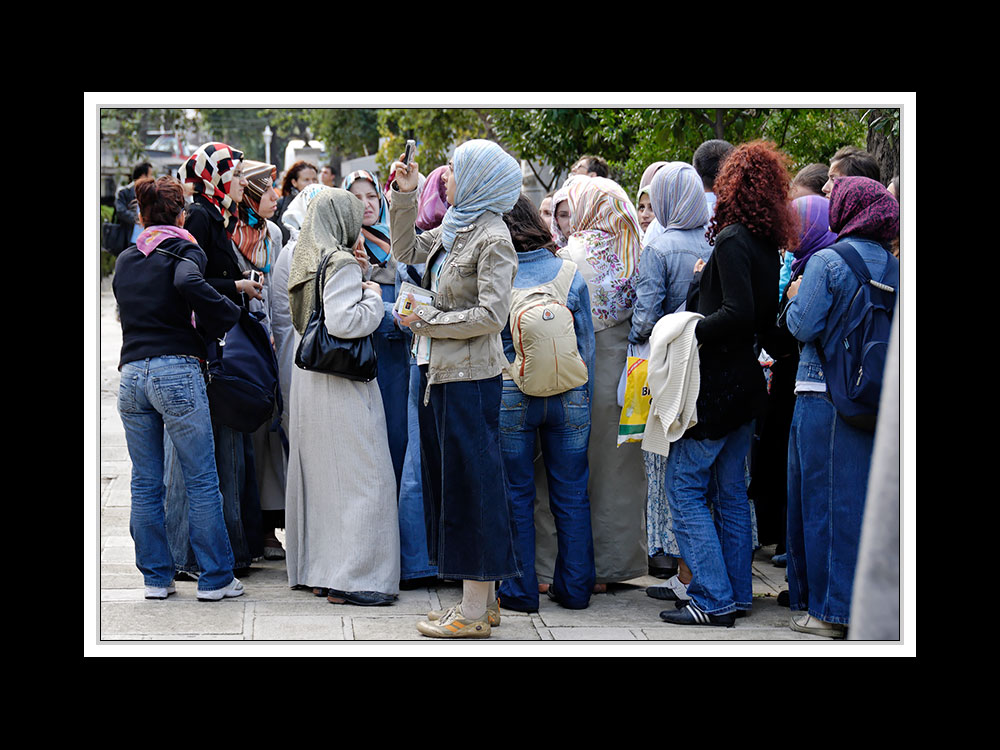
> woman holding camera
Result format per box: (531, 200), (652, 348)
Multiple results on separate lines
(389, 139), (522, 639)
(114, 176), (245, 600)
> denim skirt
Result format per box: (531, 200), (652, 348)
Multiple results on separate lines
(417, 367), (522, 581)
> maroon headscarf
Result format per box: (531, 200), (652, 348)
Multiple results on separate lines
(829, 176), (899, 243)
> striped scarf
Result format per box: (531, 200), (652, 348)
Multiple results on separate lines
(567, 176), (643, 277)
(563, 176), (644, 324)
(440, 140), (522, 253)
(232, 205), (273, 272)
(177, 142), (244, 233)
(650, 162), (710, 231)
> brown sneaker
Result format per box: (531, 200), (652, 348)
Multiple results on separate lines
(427, 598), (501, 627)
(416, 606), (492, 639)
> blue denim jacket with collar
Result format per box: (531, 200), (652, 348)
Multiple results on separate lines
(500, 247), (596, 402)
(628, 226), (714, 345)
(784, 237), (898, 388)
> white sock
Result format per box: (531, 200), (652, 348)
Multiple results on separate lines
(462, 580), (491, 620)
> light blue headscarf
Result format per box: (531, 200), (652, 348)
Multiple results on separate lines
(650, 162), (710, 231)
(343, 170), (391, 265)
(440, 139), (522, 252)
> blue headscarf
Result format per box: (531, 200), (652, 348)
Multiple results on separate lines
(343, 170), (391, 265)
(650, 162), (710, 231)
(440, 140), (522, 252)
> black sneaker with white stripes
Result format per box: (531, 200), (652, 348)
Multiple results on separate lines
(660, 601), (736, 628)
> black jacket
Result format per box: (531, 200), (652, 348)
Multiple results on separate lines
(686, 223), (780, 440)
(113, 236), (241, 369)
(114, 182), (139, 238)
(184, 195), (245, 304)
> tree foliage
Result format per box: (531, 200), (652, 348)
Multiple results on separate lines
(303, 109), (379, 163)
(100, 108), (188, 165)
(101, 106), (894, 199)
(374, 109), (497, 180)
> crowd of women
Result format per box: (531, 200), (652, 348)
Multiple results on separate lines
(112, 132), (900, 639)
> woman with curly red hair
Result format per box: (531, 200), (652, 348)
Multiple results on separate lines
(658, 140), (795, 629)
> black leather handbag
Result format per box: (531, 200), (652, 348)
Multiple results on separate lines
(294, 250), (378, 382)
(101, 211), (129, 256)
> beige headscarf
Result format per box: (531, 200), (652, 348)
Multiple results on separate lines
(287, 188), (364, 334)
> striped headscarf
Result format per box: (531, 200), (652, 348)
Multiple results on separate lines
(791, 195), (838, 277)
(650, 162), (710, 231)
(233, 160), (277, 272)
(440, 140), (522, 253)
(177, 142), (244, 233)
(564, 176), (644, 324)
(343, 169), (391, 266)
(829, 176), (900, 244)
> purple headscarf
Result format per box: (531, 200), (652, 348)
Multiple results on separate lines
(829, 176), (899, 243)
(416, 165), (450, 231)
(791, 196), (838, 277)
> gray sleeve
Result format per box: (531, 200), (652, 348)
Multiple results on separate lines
(322, 263), (385, 339)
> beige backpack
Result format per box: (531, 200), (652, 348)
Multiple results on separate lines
(507, 260), (589, 397)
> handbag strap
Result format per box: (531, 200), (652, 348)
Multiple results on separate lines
(311, 250), (336, 314)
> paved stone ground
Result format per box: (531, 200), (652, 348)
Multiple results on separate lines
(90, 276), (841, 652)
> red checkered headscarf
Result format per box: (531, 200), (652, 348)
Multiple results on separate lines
(178, 142), (244, 233)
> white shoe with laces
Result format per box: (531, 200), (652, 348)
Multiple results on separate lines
(197, 578), (245, 601)
(145, 583), (176, 600)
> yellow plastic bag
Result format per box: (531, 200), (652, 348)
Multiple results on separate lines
(617, 355), (652, 445)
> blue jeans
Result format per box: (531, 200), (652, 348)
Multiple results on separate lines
(398, 360), (437, 580)
(164, 420), (262, 572)
(665, 421), (755, 615)
(498, 381), (595, 610)
(786, 392), (873, 625)
(373, 298), (411, 495)
(117, 356), (235, 592)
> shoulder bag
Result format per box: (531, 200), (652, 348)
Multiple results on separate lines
(294, 250), (378, 382)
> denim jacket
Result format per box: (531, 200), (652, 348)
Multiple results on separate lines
(784, 237), (897, 389)
(500, 248), (596, 402)
(628, 227), (713, 345)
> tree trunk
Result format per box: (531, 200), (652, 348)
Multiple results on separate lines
(866, 110), (899, 185)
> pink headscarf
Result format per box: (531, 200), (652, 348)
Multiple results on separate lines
(416, 165), (450, 230)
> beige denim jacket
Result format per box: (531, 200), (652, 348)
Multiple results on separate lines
(388, 185), (517, 402)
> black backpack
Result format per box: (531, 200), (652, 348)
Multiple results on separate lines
(818, 240), (899, 432)
(155, 247), (283, 435)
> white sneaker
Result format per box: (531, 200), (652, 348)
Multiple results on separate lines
(197, 578), (245, 601)
(145, 583), (176, 600)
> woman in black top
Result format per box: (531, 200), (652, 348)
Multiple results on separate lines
(114, 176), (245, 600)
(163, 142), (266, 576)
(659, 141), (798, 629)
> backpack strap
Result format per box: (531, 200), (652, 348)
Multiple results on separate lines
(831, 240), (897, 293)
(154, 247), (198, 266)
(548, 260), (578, 304)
